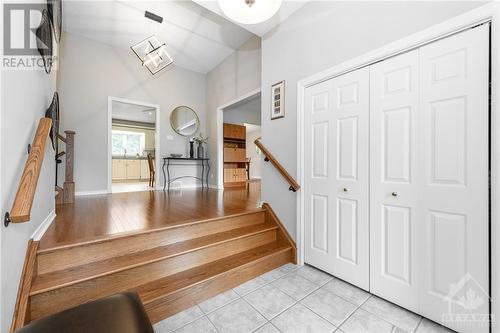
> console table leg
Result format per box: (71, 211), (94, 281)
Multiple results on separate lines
(162, 159), (167, 191)
(206, 160), (210, 189)
(201, 161), (205, 189)
(167, 159), (171, 191)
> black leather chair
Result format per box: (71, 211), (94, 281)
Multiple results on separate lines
(15, 293), (154, 333)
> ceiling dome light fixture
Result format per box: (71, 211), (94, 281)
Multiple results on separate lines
(217, 0), (282, 25)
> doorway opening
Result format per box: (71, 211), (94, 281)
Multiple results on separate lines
(216, 89), (262, 190)
(107, 97), (160, 193)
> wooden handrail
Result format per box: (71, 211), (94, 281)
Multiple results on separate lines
(254, 138), (300, 192)
(5, 118), (52, 226)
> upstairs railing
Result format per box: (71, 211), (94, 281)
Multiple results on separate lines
(4, 118), (52, 226)
(254, 138), (300, 192)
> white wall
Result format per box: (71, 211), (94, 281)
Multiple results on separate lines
(223, 95), (261, 126)
(246, 128), (262, 179)
(206, 36), (261, 186)
(58, 32), (207, 191)
(0, 51), (56, 333)
(261, 1), (487, 240)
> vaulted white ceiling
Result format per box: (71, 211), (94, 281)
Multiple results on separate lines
(63, 1), (256, 74)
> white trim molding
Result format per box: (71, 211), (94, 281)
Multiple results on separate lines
(296, 2), (499, 331)
(31, 210), (56, 241)
(75, 190), (109, 196)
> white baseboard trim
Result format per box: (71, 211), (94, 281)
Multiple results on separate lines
(75, 190), (109, 196)
(31, 209), (56, 241)
(166, 183), (219, 190)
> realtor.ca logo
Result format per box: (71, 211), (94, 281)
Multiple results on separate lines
(3, 3), (57, 71)
(441, 273), (493, 329)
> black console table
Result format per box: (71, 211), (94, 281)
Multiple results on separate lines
(162, 157), (210, 191)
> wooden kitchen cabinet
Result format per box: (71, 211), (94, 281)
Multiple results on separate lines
(223, 123), (247, 187)
(112, 159), (144, 180)
(224, 168), (247, 183)
(112, 159), (127, 180)
(223, 123), (246, 141)
(224, 148), (246, 163)
(127, 160), (141, 179)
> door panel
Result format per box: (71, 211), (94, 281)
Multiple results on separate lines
(305, 68), (369, 290)
(382, 205), (411, 284)
(338, 117), (358, 180)
(370, 49), (420, 312)
(312, 122), (329, 178)
(337, 198), (358, 264)
(311, 194), (329, 253)
(418, 25), (489, 332)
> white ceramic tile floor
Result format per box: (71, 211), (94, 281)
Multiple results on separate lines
(153, 264), (456, 333)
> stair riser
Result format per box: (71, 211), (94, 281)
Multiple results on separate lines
(145, 248), (293, 323)
(37, 211), (266, 275)
(30, 230), (276, 321)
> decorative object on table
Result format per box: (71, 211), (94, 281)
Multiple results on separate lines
(271, 80), (285, 120)
(193, 134), (208, 159)
(169, 106), (200, 136)
(47, 0), (62, 43)
(130, 35), (174, 75)
(36, 9), (53, 74)
(217, 0), (282, 24)
(189, 138), (194, 158)
(170, 153), (183, 158)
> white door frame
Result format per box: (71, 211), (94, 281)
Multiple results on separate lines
(296, 2), (499, 329)
(216, 88), (261, 189)
(107, 96), (161, 193)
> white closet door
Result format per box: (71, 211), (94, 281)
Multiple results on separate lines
(418, 25), (489, 332)
(369, 50), (420, 312)
(304, 68), (370, 290)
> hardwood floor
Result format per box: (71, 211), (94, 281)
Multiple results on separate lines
(40, 181), (261, 250)
(12, 180), (297, 327)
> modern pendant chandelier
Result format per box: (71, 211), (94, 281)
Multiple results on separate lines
(131, 35), (173, 75)
(217, 0), (282, 25)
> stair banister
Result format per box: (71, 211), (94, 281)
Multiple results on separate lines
(4, 118), (52, 226)
(254, 138), (300, 192)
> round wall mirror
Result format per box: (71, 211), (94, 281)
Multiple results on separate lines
(170, 106), (200, 136)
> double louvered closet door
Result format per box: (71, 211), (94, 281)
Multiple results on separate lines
(304, 24), (489, 333)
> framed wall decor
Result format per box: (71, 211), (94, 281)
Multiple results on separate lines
(271, 80), (285, 120)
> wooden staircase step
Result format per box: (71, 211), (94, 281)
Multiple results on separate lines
(36, 210), (266, 275)
(29, 224), (278, 321)
(138, 242), (293, 323)
(31, 223), (278, 295)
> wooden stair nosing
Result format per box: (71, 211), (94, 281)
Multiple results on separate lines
(36, 209), (267, 275)
(143, 244), (293, 323)
(37, 208), (266, 254)
(30, 223), (278, 295)
(140, 243), (292, 305)
(29, 231), (278, 321)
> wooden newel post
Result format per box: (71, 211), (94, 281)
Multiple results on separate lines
(63, 130), (75, 204)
